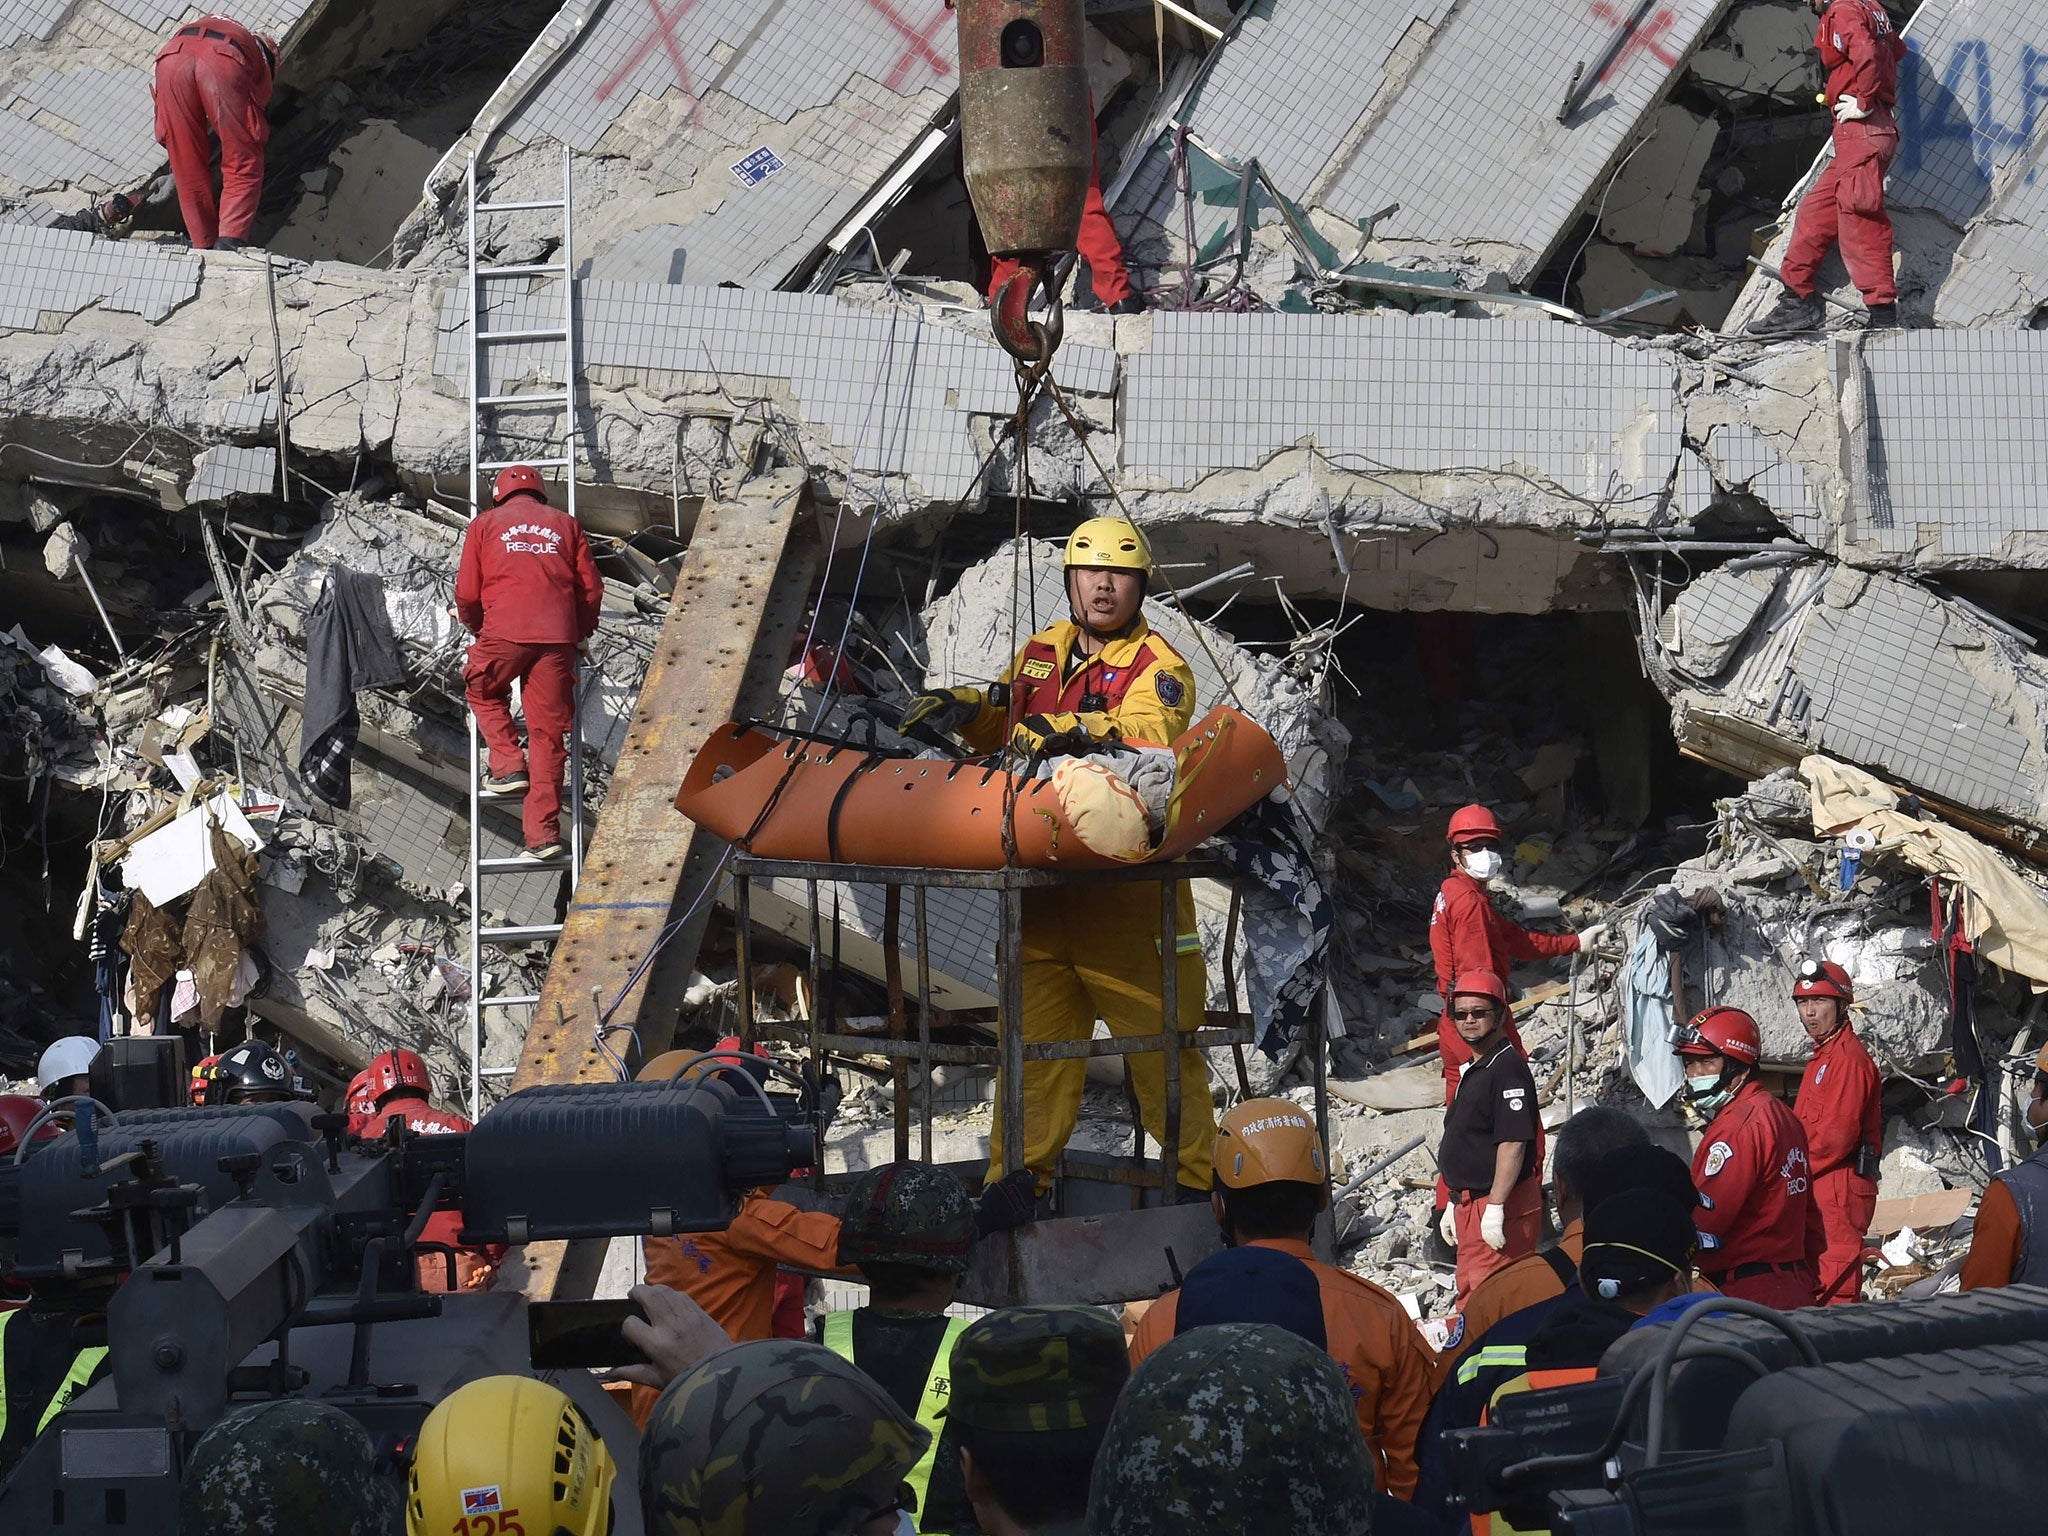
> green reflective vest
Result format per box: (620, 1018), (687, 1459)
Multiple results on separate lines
(821, 1309), (968, 1530)
(0, 1308), (109, 1442)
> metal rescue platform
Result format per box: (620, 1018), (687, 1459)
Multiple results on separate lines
(725, 852), (1332, 1307)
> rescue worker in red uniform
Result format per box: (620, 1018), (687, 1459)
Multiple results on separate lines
(1676, 1006), (1825, 1308)
(1436, 972), (1545, 1304)
(355, 1049), (501, 1292)
(1790, 960), (1881, 1303)
(455, 464), (605, 861)
(152, 16), (277, 251)
(1749, 0), (1908, 334)
(900, 517), (1213, 1196)
(1429, 804), (1602, 1222)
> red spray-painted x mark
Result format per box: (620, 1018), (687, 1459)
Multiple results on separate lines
(598, 0), (703, 114)
(1590, 0), (1680, 76)
(861, 0), (954, 92)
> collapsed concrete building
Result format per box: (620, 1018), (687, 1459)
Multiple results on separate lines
(1, 0), (2045, 1307)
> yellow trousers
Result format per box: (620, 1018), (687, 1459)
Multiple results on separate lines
(987, 883), (1216, 1193)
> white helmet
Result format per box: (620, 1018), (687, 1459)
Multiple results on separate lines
(36, 1036), (100, 1095)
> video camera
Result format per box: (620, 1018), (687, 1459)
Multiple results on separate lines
(0, 1067), (815, 1534)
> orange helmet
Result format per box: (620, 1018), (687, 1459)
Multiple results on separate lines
(1447, 804), (1503, 847)
(189, 1053), (220, 1106)
(1214, 1098), (1327, 1190)
(1792, 960), (1853, 1004)
(491, 465), (545, 505)
(1449, 970), (1509, 1008)
(1675, 1006), (1761, 1066)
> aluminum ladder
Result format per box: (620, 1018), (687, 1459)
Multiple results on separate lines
(463, 147), (587, 1119)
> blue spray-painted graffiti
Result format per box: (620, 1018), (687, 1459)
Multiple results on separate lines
(1894, 38), (2048, 205)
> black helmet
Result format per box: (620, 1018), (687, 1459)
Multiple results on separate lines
(207, 1040), (302, 1104)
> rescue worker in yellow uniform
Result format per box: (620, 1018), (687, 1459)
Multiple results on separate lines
(902, 517), (1215, 1197)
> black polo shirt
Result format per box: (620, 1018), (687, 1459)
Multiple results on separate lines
(1437, 1036), (1540, 1195)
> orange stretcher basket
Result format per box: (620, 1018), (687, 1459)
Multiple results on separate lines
(673, 706), (1286, 870)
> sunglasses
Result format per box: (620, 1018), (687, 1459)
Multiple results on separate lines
(1450, 1007), (1499, 1021)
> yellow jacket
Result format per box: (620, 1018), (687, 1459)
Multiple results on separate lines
(961, 617), (1198, 754)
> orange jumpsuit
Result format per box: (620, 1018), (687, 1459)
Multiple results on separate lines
(1792, 1025), (1881, 1303)
(624, 1191), (844, 1427)
(1128, 1236), (1440, 1497)
(1446, 1220), (1584, 1368)
(1959, 1177), (2025, 1291)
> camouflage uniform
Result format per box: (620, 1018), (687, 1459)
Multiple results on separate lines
(178, 1398), (402, 1536)
(837, 1161), (977, 1273)
(1085, 1323), (1374, 1536)
(641, 1338), (928, 1536)
(946, 1305), (1129, 1434)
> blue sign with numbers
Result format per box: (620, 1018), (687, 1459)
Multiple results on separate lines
(731, 147), (785, 187)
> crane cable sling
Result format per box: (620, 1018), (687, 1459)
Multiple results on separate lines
(1040, 374), (1250, 715)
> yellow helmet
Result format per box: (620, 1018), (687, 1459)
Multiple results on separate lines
(1064, 516), (1152, 576)
(407, 1376), (615, 1536)
(1213, 1097), (1327, 1189)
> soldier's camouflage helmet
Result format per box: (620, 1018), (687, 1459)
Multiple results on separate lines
(946, 1305), (1130, 1434)
(641, 1339), (929, 1536)
(836, 1160), (977, 1274)
(179, 1398), (403, 1536)
(1085, 1323), (1374, 1536)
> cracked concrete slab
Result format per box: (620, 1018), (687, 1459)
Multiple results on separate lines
(403, 0), (957, 293)
(1118, 0), (1736, 288)
(1655, 556), (2048, 838)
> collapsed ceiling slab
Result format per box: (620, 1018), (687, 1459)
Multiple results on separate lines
(1727, 0), (2048, 330)
(1652, 554), (2048, 843)
(1116, 0), (1735, 286)
(1680, 330), (2048, 571)
(407, 0), (959, 291)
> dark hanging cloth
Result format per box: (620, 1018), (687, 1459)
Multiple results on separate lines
(298, 566), (406, 808)
(1934, 880), (1997, 1173)
(120, 891), (184, 1024)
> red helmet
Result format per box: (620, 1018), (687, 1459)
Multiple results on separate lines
(368, 1049), (432, 1105)
(1448, 970), (1509, 1008)
(1792, 960), (1853, 1004)
(0, 1095), (56, 1158)
(345, 1068), (378, 1113)
(491, 465), (545, 505)
(189, 1054), (220, 1106)
(1447, 804), (1503, 846)
(1676, 1006), (1761, 1066)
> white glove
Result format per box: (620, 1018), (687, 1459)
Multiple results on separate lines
(1576, 922), (1610, 951)
(1440, 1205), (1459, 1248)
(1833, 93), (1871, 122)
(1480, 1202), (1508, 1251)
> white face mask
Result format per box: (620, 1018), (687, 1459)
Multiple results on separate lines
(1462, 848), (1503, 882)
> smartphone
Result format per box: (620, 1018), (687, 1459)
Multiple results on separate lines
(527, 1298), (651, 1370)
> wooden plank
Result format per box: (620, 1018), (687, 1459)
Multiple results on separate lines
(1869, 1186), (1973, 1239)
(510, 472), (816, 1301)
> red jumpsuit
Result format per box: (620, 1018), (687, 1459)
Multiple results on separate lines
(152, 17), (274, 250)
(987, 120), (1133, 308)
(361, 1093), (505, 1291)
(455, 492), (604, 851)
(1781, 0), (1908, 306)
(1691, 1080), (1826, 1309)
(1793, 1025), (1881, 1304)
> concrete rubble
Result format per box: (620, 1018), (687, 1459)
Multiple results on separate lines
(0, 0), (2044, 1327)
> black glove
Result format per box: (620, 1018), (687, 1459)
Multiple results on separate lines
(1009, 713), (1110, 760)
(901, 687), (983, 735)
(976, 1169), (1041, 1236)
